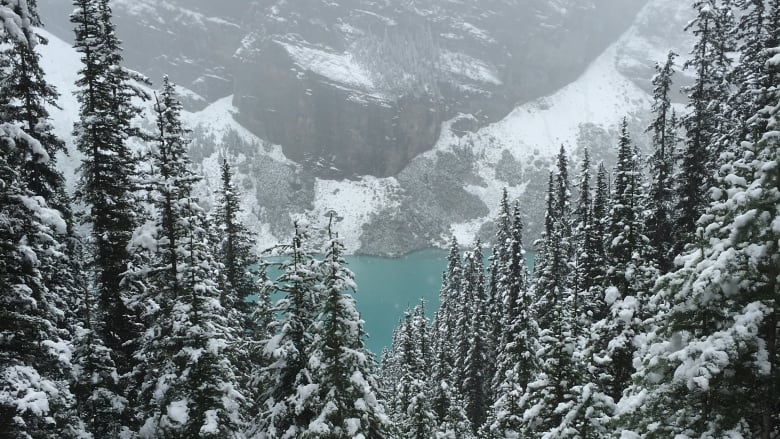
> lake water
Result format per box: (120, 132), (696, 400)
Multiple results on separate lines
(345, 249), (535, 355)
(345, 249), (449, 355)
(262, 248), (535, 356)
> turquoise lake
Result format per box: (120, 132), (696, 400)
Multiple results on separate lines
(345, 249), (535, 355)
(345, 249), (449, 355)
(263, 248), (535, 356)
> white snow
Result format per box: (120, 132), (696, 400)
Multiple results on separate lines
(36, 28), (82, 191)
(278, 40), (380, 95)
(166, 399), (189, 424)
(470, 43), (651, 160)
(200, 409), (219, 434)
(17, 195), (68, 234)
(312, 177), (401, 251)
(182, 96), (289, 164)
(439, 51), (502, 85)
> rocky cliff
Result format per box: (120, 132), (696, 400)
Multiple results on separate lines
(40, 0), (643, 177)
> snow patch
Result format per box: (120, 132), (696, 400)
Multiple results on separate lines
(278, 40), (381, 96)
(166, 399), (189, 424)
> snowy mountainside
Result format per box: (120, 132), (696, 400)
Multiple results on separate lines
(39, 0), (643, 179)
(41, 0), (691, 256)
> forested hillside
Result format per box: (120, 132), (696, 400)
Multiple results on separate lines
(0, 0), (778, 438)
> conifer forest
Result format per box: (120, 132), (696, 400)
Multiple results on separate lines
(0, 0), (779, 438)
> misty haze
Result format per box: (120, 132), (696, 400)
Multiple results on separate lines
(1, 0), (778, 438)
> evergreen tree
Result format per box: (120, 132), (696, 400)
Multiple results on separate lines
(675, 0), (735, 254)
(0, 3), (78, 435)
(213, 159), (259, 313)
(621, 4), (779, 437)
(535, 146), (573, 330)
(71, 275), (128, 438)
(646, 51), (679, 272)
(572, 147), (592, 336)
(0, 0), (69, 217)
(486, 203), (539, 438)
(518, 152), (578, 436)
(485, 188), (513, 400)
(251, 223), (322, 438)
(0, 122), (77, 438)
(71, 0), (146, 377)
(429, 336), (472, 439)
(301, 234), (391, 438)
(581, 162), (611, 324)
(387, 307), (436, 439)
(127, 80), (245, 437)
(458, 242), (489, 432)
(594, 119), (656, 401)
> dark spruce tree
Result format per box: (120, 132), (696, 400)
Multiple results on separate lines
(485, 188), (513, 400)
(675, 0), (734, 254)
(622, 12), (779, 434)
(0, 3), (80, 436)
(646, 51), (679, 272)
(0, 1), (69, 218)
(594, 120), (657, 402)
(250, 222), (323, 438)
(71, 0), (146, 378)
(71, 273), (128, 438)
(127, 78), (245, 437)
(213, 159), (259, 313)
(485, 202), (538, 438)
(299, 234), (391, 438)
(0, 114), (78, 438)
(458, 241), (489, 432)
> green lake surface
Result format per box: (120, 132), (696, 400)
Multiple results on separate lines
(345, 249), (535, 356)
(262, 248), (535, 356)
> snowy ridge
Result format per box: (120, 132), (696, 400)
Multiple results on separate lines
(39, 0), (687, 255)
(466, 43), (651, 162)
(427, 14), (660, 245)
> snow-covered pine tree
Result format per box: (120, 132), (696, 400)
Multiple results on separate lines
(213, 159), (259, 313)
(434, 237), (461, 350)
(0, 3), (80, 435)
(427, 260), (472, 437)
(458, 242), (489, 432)
(485, 202), (539, 438)
(572, 147), (593, 337)
(0, 0), (69, 218)
(575, 161), (612, 333)
(300, 232), (391, 438)
(619, 4), (780, 436)
(646, 51), (680, 272)
(729, 0), (768, 142)
(485, 188), (513, 400)
(71, 0), (146, 379)
(385, 306), (436, 439)
(518, 232), (576, 437)
(535, 146), (573, 330)
(0, 106), (76, 438)
(675, 0), (735, 254)
(209, 125), (261, 416)
(251, 222), (322, 439)
(429, 333), (472, 439)
(518, 151), (579, 436)
(593, 119), (657, 402)
(127, 78), (245, 437)
(71, 272), (128, 438)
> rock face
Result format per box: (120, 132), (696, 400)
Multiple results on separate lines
(39, 0), (644, 177)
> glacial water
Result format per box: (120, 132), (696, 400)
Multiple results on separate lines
(345, 249), (536, 356)
(261, 248), (535, 356)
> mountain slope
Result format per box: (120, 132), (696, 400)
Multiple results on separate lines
(39, 0), (644, 178)
(40, 0), (690, 256)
